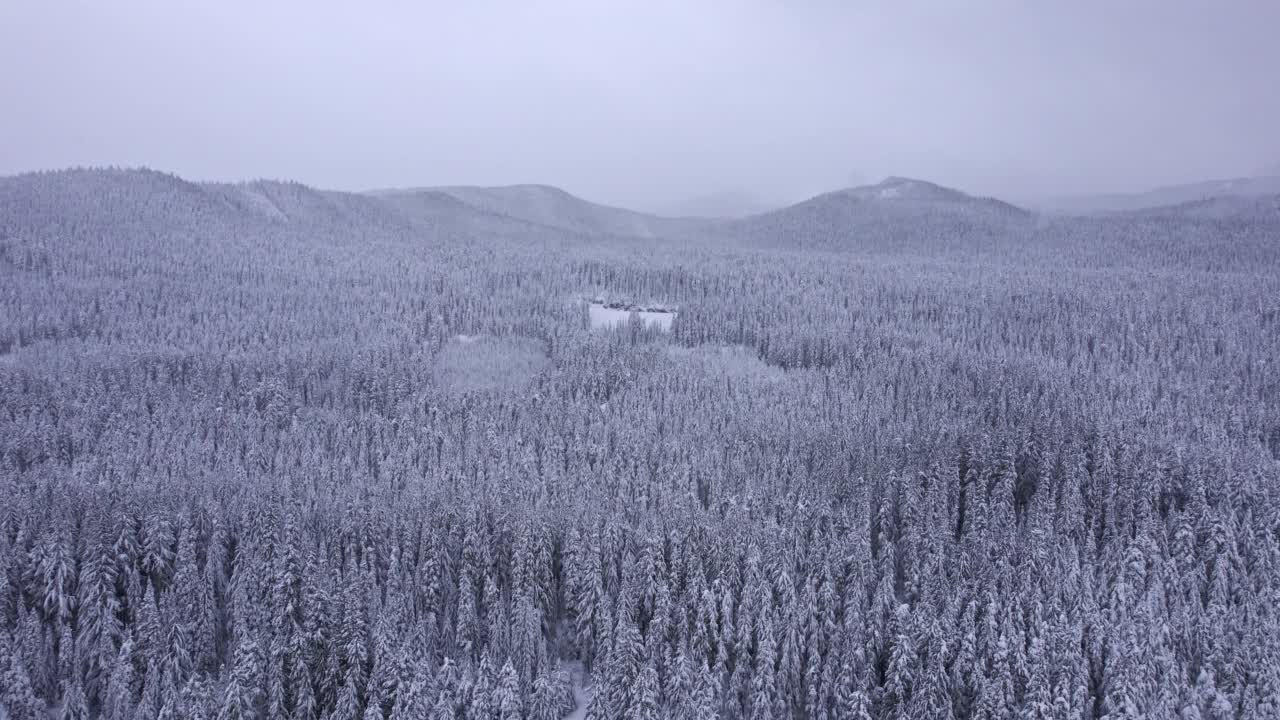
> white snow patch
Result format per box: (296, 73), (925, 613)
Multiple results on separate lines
(588, 302), (676, 332)
(879, 186), (901, 198)
(237, 186), (289, 221)
(562, 662), (592, 720)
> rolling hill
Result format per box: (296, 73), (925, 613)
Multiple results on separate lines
(718, 176), (1034, 253)
(1041, 175), (1280, 214)
(0, 168), (620, 260)
(1114, 192), (1280, 220)
(5, 168), (1278, 275)
(372, 183), (706, 240)
(654, 190), (775, 219)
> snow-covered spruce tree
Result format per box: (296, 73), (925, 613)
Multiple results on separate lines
(218, 636), (263, 720)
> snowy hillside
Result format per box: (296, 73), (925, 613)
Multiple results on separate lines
(374, 183), (707, 240)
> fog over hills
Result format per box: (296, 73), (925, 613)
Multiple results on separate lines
(371, 183), (707, 240)
(651, 191), (776, 220)
(1115, 192), (1280, 220)
(1039, 175), (1280, 214)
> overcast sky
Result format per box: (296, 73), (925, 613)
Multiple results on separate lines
(3, 0), (1278, 208)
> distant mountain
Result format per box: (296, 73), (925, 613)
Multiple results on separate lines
(1114, 192), (1280, 220)
(720, 176), (1033, 252)
(1041, 176), (1280, 214)
(5, 168), (1278, 276)
(654, 191), (774, 219)
(372, 183), (706, 239)
(0, 168), (610, 264)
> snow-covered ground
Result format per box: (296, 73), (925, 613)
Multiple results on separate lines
(562, 661), (592, 720)
(588, 302), (675, 331)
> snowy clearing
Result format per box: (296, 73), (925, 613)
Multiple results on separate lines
(432, 334), (549, 393)
(588, 302), (676, 331)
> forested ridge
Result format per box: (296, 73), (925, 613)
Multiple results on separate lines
(1, 168), (1279, 719)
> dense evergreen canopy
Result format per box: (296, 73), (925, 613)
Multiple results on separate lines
(2, 168), (1278, 719)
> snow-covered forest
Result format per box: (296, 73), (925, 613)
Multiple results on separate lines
(2, 168), (1279, 719)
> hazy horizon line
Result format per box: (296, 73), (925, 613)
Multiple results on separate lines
(5, 162), (1280, 216)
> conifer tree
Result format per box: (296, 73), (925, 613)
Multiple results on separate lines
(218, 636), (263, 720)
